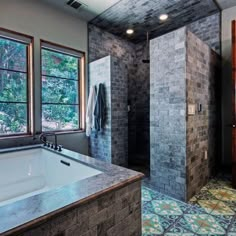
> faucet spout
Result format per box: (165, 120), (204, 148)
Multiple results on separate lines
(40, 132), (58, 150)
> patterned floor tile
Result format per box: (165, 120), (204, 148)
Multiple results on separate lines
(228, 217), (236, 232)
(165, 221), (196, 235)
(151, 200), (183, 216)
(196, 214), (226, 235)
(142, 213), (164, 235)
(142, 177), (236, 236)
(164, 233), (195, 236)
(148, 188), (170, 201)
(142, 188), (152, 202)
(221, 200), (236, 213)
(189, 196), (198, 205)
(211, 201), (235, 216)
(181, 214), (206, 233)
(197, 200), (219, 214)
(213, 215), (234, 232)
(142, 201), (156, 214)
(209, 189), (236, 201)
(183, 205), (206, 214)
(194, 190), (218, 201)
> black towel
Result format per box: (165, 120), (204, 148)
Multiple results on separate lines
(94, 83), (106, 132)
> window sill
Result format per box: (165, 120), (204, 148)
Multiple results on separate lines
(0, 134), (34, 140)
(50, 129), (85, 136)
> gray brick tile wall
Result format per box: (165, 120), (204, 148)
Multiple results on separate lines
(20, 181), (142, 236)
(150, 27), (220, 201)
(150, 27), (187, 201)
(186, 30), (221, 199)
(89, 55), (128, 166)
(88, 13), (220, 169)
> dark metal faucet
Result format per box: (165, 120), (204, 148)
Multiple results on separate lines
(39, 132), (59, 150)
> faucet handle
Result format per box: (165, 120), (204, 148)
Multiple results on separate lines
(58, 145), (62, 152)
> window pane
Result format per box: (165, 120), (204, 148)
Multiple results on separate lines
(0, 103), (27, 135)
(42, 77), (78, 104)
(42, 104), (79, 131)
(0, 70), (27, 102)
(0, 38), (27, 72)
(42, 49), (78, 79)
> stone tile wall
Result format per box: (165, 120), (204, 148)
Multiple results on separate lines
(150, 27), (221, 201)
(111, 56), (128, 166)
(18, 181), (142, 236)
(89, 56), (128, 166)
(150, 27), (187, 201)
(89, 56), (112, 163)
(88, 24), (137, 162)
(88, 13), (220, 169)
(187, 13), (221, 54)
(186, 31), (221, 199)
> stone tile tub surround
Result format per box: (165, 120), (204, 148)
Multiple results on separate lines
(0, 145), (143, 236)
(150, 27), (220, 201)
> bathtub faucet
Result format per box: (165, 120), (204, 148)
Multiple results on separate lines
(39, 132), (59, 151)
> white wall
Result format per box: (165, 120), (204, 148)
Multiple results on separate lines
(0, 0), (88, 154)
(221, 6), (236, 165)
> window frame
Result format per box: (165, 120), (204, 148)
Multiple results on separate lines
(0, 28), (34, 138)
(40, 39), (85, 134)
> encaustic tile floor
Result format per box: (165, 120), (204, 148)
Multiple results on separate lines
(142, 175), (236, 235)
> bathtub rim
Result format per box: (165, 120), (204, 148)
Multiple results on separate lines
(0, 144), (144, 236)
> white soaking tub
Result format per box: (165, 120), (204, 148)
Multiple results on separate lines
(0, 147), (102, 207)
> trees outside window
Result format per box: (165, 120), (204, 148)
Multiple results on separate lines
(41, 43), (81, 131)
(0, 36), (31, 135)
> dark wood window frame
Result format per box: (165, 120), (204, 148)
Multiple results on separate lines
(40, 40), (86, 134)
(0, 28), (34, 138)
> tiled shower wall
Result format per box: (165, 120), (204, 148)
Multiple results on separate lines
(89, 56), (112, 163)
(150, 27), (220, 201)
(89, 56), (128, 166)
(88, 13), (220, 168)
(186, 31), (221, 199)
(88, 25), (137, 163)
(133, 42), (150, 164)
(150, 27), (187, 201)
(187, 13), (221, 54)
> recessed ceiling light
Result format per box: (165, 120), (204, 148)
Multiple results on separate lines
(159, 14), (168, 21)
(126, 29), (134, 35)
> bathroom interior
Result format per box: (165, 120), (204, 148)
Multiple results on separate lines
(0, 0), (236, 235)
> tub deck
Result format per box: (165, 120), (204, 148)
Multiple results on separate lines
(0, 145), (143, 235)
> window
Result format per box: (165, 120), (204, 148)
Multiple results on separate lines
(41, 41), (84, 132)
(0, 30), (33, 136)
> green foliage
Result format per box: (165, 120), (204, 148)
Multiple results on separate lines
(0, 38), (79, 134)
(0, 38), (27, 134)
(41, 49), (79, 131)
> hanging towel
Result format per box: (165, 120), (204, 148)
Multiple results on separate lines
(94, 83), (106, 133)
(86, 85), (97, 137)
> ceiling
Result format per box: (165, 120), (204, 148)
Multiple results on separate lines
(215, 0), (236, 9)
(42, 0), (236, 44)
(90, 0), (219, 43)
(42, 0), (121, 21)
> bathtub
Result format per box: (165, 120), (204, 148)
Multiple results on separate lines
(0, 147), (102, 207)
